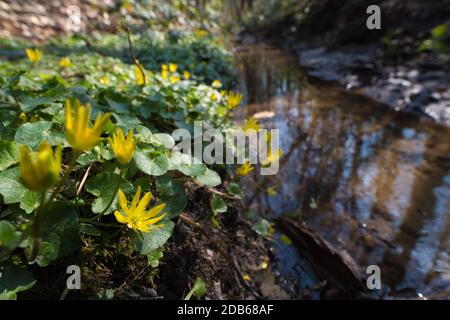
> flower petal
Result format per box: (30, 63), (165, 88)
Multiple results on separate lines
(114, 211), (128, 224)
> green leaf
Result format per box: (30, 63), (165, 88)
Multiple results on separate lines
(0, 221), (22, 260)
(196, 168), (221, 187)
(106, 97), (128, 114)
(112, 113), (142, 129)
(0, 167), (39, 213)
(0, 264), (36, 300)
(20, 96), (55, 112)
(210, 194), (227, 215)
(133, 220), (175, 255)
(226, 182), (243, 198)
(153, 133), (175, 148)
(146, 247), (164, 268)
(79, 223), (102, 236)
(252, 218), (273, 238)
(0, 140), (19, 171)
(85, 172), (133, 214)
(280, 234), (292, 245)
(0, 89), (16, 107)
(36, 201), (81, 267)
(15, 121), (63, 149)
(134, 149), (169, 176)
(156, 176), (187, 218)
(432, 23), (448, 39)
(184, 277), (207, 300)
(169, 151), (206, 177)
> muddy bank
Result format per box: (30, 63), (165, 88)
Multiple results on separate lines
(292, 43), (450, 125)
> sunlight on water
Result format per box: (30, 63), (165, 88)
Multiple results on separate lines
(234, 44), (450, 297)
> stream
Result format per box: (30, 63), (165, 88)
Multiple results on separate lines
(233, 44), (450, 298)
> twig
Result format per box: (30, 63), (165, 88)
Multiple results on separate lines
(77, 163), (92, 195)
(192, 180), (241, 200)
(123, 24), (146, 85)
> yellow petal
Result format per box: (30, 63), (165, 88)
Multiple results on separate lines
(65, 99), (72, 130)
(144, 203), (166, 219)
(135, 191), (152, 215)
(144, 211), (166, 225)
(114, 211), (128, 224)
(130, 185), (142, 210)
(118, 189), (129, 214)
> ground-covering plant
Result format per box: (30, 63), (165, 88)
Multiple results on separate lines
(0, 30), (248, 299)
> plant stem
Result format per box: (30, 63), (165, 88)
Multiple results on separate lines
(46, 150), (81, 205)
(28, 192), (47, 262)
(28, 151), (80, 263)
(99, 167), (126, 215)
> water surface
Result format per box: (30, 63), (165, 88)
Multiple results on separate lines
(234, 44), (450, 298)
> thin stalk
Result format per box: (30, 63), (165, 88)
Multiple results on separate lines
(28, 151), (80, 263)
(28, 192), (47, 262)
(46, 151), (81, 205)
(99, 167), (126, 215)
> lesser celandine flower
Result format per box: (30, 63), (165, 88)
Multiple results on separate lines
(114, 186), (167, 232)
(109, 128), (136, 164)
(227, 91), (243, 109)
(170, 75), (180, 84)
(100, 76), (109, 85)
(65, 99), (110, 152)
(236, 161), (254, 176)
(25, 48), (42, 63)
(19, 112), (28, 124)
(19, 142), (62, 192)
(134, 65), (146, 85)
(59, 57), (72, 67)
(183, 71), (191, 80)
(261, 148), (283, 167)
(266, 186), (278, 196)
(161, 69), (168, 80)
(212, 80), (222, 88)
(169, 63), (177, 73)
(243, 117), (260, 132)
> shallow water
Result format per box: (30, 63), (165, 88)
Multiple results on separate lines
(234, 44), (450, 298)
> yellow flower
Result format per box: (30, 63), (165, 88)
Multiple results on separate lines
(210, 92), (218, 101)
(243, 117), (260, 132)
(100, 76), (109, 85)
(19, 142), (62, 192)
(183, 71), (191, 80)
(122, 0), (133, 13)
(59, 57), (71, 67)
(261, 148), (283, 167)
(236, 161), (254, 176)
(19, 112), (28, 124)
(134, 64), (146, 85)
(266, 186), (278, 196)
(212, 80), (222, 88)
(65, 99), (110, 152)
(169, 63), (177, 73)
(170, 75), (180, 84)
(227, 91), (243, 109)
(114, 186), (167, 232)
(161, 69), (168, 80)
(25, 48), (42, 62)
(161, 64), (168, 71)
(109, 128), (136, 164)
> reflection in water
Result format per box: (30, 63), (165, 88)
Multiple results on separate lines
(234, 45), (450, 297)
